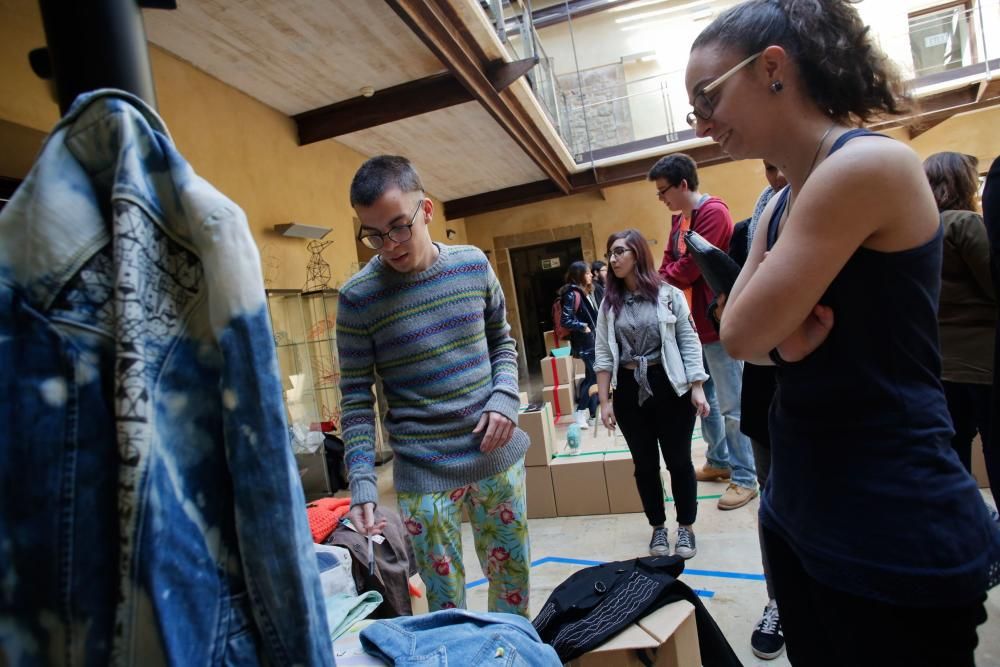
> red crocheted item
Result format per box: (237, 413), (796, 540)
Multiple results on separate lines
(306, 497), (352, 543)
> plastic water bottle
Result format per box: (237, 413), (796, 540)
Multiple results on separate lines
(566, 423), (581, 453)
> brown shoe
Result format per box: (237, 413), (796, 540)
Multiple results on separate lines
(718, 483), (758, 510)
(695, 464), (732, 482)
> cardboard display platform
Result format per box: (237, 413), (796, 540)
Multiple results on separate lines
(567, 600), (700, 667)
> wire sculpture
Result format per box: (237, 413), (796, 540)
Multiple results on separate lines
(259, 243), (281, 287)
(303, 240), (333, 292)
(311, 354), (341, 388)
(306, 316), (336, 341)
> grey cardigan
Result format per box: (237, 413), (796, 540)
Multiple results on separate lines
(594, 283), (709, 396)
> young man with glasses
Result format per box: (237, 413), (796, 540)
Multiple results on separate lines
(336, 155), (531, 615)
(649, 153), (758, 511)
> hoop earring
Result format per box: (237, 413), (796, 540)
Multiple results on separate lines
(770, 80), (783, 93)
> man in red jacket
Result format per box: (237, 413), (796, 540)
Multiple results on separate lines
(649, 154), (758, 510)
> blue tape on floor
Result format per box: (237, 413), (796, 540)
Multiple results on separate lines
(684, 568), (767, 581)
(462, 555), (750, 598)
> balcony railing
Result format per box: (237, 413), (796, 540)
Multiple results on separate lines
(477, 0), (1000, 166)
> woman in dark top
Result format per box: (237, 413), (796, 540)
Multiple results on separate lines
(686, 1), (1000, 664)
(591, 260), (607, 304)
(559, 261), (598, 428)
(985, 155), (1000, 514)
(924, 152), (997, 492)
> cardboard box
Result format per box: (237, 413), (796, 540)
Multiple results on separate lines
(540, 355), (576, 387)
(542, 384), (575, 418)
(526, 465), (558, 519)
(972, 434), (989, 488)
(567, 600), (700, 667)
(295, 450), (330, 499)
(544, 329), (571, 355)
(550, 442), (610, 516)
(519, 391), (529, 405)
(604, 451), (645, 514)
(520, 403), (557, 467)
(409, 574), (428, 615)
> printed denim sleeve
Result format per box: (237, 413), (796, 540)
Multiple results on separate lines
(336, 288), (379, 507)
(482, 262), (520, 423)
(0, 90), (334, 667)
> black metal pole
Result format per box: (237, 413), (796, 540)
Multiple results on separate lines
(36, 0), (158, 114)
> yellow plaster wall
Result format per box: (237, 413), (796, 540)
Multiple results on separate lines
(908, 106), (1000, 170)
(465, 157), (775, 264)
(465, 108), (999, 262)
(0, 0), (464, 289)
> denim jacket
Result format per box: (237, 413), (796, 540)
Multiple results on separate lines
(360, 610), (561, 666)
(0, 90), (333, 666)
(594, 283), (708, 395)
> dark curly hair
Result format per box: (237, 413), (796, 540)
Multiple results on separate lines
(691, 0), (908, 124)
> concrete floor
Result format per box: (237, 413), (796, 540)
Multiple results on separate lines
(372, 426), (1000, 666)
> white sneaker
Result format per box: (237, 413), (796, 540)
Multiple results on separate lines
(575, 409), (590, 429)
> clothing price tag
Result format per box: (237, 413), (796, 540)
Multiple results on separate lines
(338, 518), (386, 543)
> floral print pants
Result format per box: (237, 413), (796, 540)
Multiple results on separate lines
(397, 460), (531, 617)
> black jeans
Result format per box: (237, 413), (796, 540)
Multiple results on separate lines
(762, 525), (986, 667)
(575, 353), (597, 414)
(613, 364), (697, 526)
(751, 439), (775, 600)
(943, 380), (999, 508)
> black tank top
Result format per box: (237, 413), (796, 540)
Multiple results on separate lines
(761, 128), (1000, 606)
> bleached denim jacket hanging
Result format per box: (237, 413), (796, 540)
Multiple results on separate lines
(0, 90), (333, 666)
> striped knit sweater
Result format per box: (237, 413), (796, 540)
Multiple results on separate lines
(336, 244), (527, 506)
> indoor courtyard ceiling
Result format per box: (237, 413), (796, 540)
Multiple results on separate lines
(142, 0), (568, 210)
(142, 0), (1000, 220)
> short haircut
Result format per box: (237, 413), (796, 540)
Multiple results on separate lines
(350, 155), (424, 207)
(648, 153), (699, 190)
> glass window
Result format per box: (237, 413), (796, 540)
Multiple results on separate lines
(909, 2), (976, 77)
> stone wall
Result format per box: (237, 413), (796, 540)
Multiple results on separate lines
(557, 63), (634, 160)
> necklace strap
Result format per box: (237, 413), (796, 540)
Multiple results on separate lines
(804, 123), (837, 183)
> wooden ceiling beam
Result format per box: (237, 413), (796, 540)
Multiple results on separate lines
(444, 73), (1000, 219)
(875, 79), (1000, 138)
(293, 56), (537, 144)
(443, 179), (563, 220)
(443, 143), (728, 219)
(907, 117), (948, 140)
(294, 72), (470, 144)
(385, 0), (572, 193)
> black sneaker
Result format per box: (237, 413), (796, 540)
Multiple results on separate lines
(674, 526), (697, 559)
(649, 527), (669, 556)
(751, 600), (785, 660)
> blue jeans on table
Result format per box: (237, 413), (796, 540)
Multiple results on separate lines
(703, 341), (757, 489)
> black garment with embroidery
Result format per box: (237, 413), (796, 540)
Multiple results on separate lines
(532, 555), (741, 665)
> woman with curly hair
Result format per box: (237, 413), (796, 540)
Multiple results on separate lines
(687, 1), (1000, 663)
